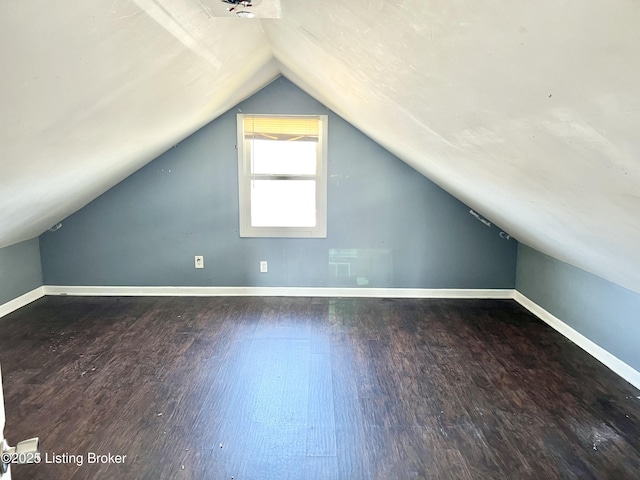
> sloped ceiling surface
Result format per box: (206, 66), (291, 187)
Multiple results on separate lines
(0, 0), (279, 247)
(2, 1), (640, 294)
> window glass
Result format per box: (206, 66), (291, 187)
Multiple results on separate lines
(250, 180), (317, 227)
(250, 139), (317, 175)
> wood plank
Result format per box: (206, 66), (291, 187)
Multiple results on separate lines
(306, 353), (337, 456)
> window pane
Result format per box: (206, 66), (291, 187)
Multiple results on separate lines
(250, 139), (317, 175)
(251, 180), (316, 227)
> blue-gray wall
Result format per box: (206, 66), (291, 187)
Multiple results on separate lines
(0, 238), (42, 305)
(40, 77), (517, 288)
(517, 244), (640, 372)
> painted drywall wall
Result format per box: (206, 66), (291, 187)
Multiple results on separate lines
(0, 238), (42, 305)
(40, 77), (517, 288)
(517, 244), (640, 373)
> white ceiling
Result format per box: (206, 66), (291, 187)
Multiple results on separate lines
(1, 1), (639, 294)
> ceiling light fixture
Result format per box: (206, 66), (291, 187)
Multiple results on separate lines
(221, 0), (258, 17)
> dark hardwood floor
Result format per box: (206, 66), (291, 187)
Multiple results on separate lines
(0, 296), (639, 479)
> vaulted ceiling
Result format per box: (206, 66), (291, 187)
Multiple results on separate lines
(2, 1), (639, 294)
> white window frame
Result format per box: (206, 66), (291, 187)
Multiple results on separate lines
(237, 114), (328, 238)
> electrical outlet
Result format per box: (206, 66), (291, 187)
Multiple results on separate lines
(260, 261), (268, 273)
(195, 256), (204, 269)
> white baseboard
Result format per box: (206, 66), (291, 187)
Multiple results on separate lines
(513, 291), (640, 391)
(43, 285), (514, 299)
(0, 286), (46, 319)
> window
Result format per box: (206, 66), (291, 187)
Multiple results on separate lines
(237, 114), (328, 237)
